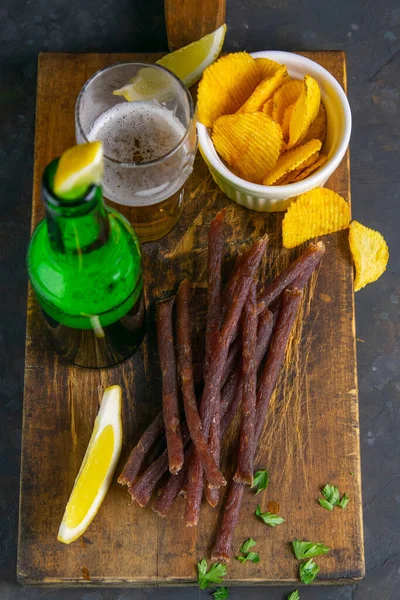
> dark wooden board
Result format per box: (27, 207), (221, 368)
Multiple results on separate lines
(17, 51), (364, 586)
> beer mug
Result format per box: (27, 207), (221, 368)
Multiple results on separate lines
(75, 62), (197, 242)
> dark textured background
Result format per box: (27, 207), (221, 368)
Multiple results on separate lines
(1, 0), (399, 598)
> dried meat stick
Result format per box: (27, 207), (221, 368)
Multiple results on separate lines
(221, 251), (244, 315)
(128, 423), (190, 507)
(255, 288), (303, 441)
(221, 335), (242, 388)
(118, 410), (165, 487)
(205, 405), (221, 505)
(205, 209), (227, 504)
(204, 211), (225, 506)
(212, 480), (245, 560)
(234, 282), (258, 484)
(257, 241), (325, 312)
(176, 279), (226, 489)
(186, 235), (268, 525)
(156, 297), (184, 475)
(212, 288), (303, 562)
(207, 308), (273, 506)
(200, 236), (269, 455)
(152, 463), (188, 517)
(205, 209), (226, 374)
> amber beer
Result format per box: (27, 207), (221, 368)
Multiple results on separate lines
(76, 63), (197, 242)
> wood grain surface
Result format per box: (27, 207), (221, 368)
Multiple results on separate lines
(17, 51), (365, 586)
(164, 0), (226, 50)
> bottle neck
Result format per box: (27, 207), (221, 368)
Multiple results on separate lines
(43, 159), (110, 255)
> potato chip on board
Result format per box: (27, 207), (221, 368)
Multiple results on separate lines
(282, 188), (350, 248)
(281, 103), (295, 140)
(272, 79), (303, 124)
(303, 102), (327, 145)
(288, 75), (321, 149)
(349, 221), (389, 291)
(262, 98), (274, 117)
(255, 57), (282, 80)
(293, 153), (329, 182)
(197, 52), (260, 127)
(212, 112), (282, 183)
(238, 65), (288, 113)
(263, 139), (321, 185)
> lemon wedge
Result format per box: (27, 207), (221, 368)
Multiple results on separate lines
(53, 141), (103, 199)
(157, 24), (227, 87)
(57, 385), (122, 544)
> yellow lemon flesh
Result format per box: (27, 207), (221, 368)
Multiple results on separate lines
(53, 141), (103, 199)
(57, 385), (122, 544)
(157, 24), (226, 87)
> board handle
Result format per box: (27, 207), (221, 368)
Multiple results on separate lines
(164, 0), (226, 50)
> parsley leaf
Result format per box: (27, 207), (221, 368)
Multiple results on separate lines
(321, 483), (340, 506)
(252, 469), (269, 494)
(287, 591), (300, 600)
(319, 484), (350, 511)
(237, 551), (260, 564)
(292, 540), (330, 560)
(213, 587), (229, 599)
(237, 538), (260, 563)
(319, 498), (334, 511)
(255, 504), (285, 526)
(299, 558), (319, 584)
(197, 559), (227, 590)
(246, 551), (260, 563)
(239, 538), (257, 554)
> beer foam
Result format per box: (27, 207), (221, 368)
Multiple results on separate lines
(86, 101), (194, 207)
(88, 101), (186, 163)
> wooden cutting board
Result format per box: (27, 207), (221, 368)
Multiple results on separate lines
(17, 51), (365, 586)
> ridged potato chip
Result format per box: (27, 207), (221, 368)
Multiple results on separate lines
(197, 52), (260, 127)
(293, 153), (329, 182)
(287, 75), (321, 149)
(281, 103), (295, 141)
(349, 221), (389, 291)
(274, 152), (320, 185)
(263, 139), (321, 185)
(255, 57), (282, 80)
(238, 65), (288, 113)
(262, 98), (274, 117)
(303, 102), (327, 145)
(282, 188), (350, 248)
(212, 112), (282, 183)
(272, 79), (303, 124)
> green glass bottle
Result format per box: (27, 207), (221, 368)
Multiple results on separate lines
(27, 159), (146, 368)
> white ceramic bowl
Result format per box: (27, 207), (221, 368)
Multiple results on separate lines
(197, 50), (352, 212)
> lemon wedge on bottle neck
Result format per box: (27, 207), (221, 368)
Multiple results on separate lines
(53, 141), (104, 200)
(57, 385), (122, 544)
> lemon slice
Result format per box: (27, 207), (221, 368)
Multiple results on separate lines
(53, 141), (103, 199)
(57, 385), (122, 544)
(157, 24), (226, 87)
(113, 67), (174, 102)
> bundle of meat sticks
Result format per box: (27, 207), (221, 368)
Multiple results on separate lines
(119, 209), (325, 562)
